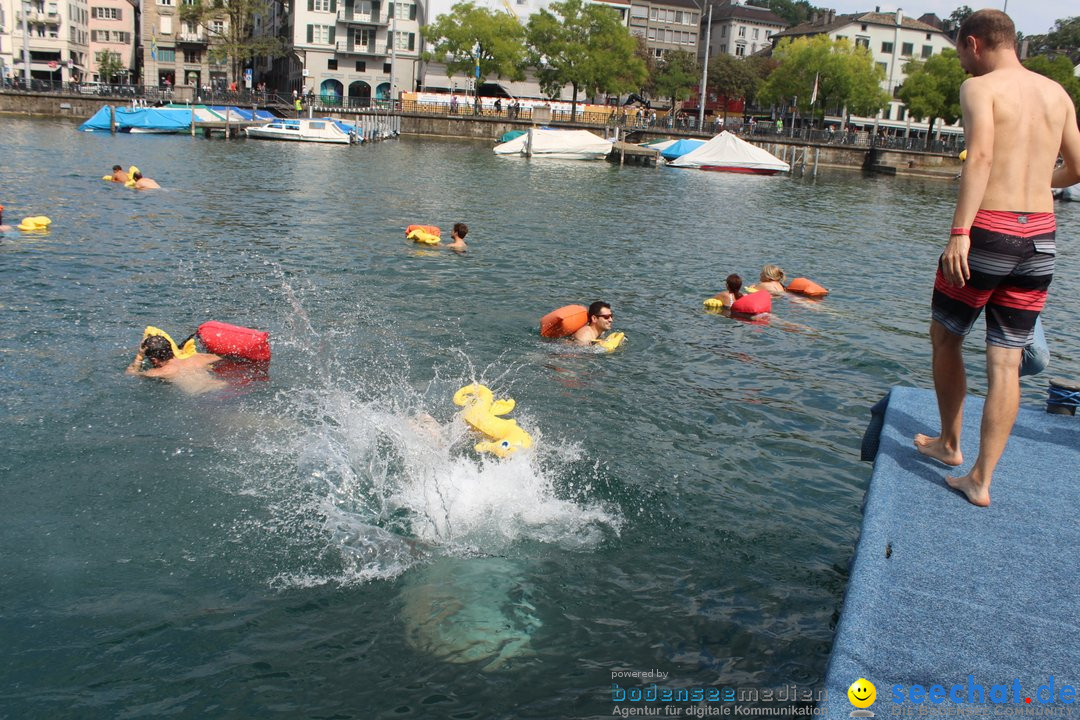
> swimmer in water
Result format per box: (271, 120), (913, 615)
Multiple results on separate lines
(127, 335), (225, 394)
(712, 273), (745, 308)
(758, 264), (787, 295)
(444, 222), (468, 253)
(572, 301), (614, 345)
(0, 204), (12, 232)
(131, 171), (161, 190)
(109, 165), (129, 183)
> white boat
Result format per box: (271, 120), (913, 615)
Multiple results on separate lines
(1054, 182), (1080, 202)
(668, 131), (790, 175)
(493, 128), (612, 160)
(245, 118), (353, 144)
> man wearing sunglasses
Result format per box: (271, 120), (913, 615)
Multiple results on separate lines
(573, 301), (615, 345)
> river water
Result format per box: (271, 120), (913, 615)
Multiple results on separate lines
(2, 117), (1078, 718)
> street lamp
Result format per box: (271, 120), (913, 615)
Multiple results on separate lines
(697, 1), (712, 132)
(21, 0), (32, 87)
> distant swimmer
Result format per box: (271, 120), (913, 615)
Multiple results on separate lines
(444, 222), (468, 252)
(127, 335), (225, 394)
(0, 204), (12, 232)
(131, 171), (160, 190)
(109, 165), (129, 183)
(572, 301), (614, 345)
(757, 264), (787, 295)
(712, 273), (745, 309)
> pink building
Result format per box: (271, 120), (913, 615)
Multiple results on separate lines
(88, 0), (135, 82)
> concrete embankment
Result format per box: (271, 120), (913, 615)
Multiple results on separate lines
(1, 90), (961, 179)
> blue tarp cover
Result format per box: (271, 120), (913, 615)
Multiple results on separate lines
(79, 106), (192, 132)
(660, 138), (705, 160)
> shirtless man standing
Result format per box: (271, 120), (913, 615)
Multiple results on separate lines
(913, 9), (1080, 506)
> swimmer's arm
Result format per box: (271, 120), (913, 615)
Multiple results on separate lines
(126, 350), (146, 374)
(944, 79), (994, 287)
(1052, 98), (1080, 188)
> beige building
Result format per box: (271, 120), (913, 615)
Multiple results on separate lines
(87, 0), (134, 82)
(627, 0), (700, 61)
(141, 0), (230, 90)
(0, 0), (90, 85)
(703, 0), (786, 58)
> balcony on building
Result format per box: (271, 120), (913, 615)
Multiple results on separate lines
(177, 31), (207, 44)
(337, 8), (387, 25)
(336, 39), (379, 55)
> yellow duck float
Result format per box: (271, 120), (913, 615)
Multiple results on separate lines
(141, 326), (197, 358)
(406, 224), (441, 245)
(453, 383), (534, 458)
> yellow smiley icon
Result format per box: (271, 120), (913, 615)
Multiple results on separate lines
(848, 678), (877, 709)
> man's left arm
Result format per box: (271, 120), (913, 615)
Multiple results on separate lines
(1052, 99), (1080, 188)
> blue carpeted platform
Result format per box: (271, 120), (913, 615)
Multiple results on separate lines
(822, 386), (1080, 718)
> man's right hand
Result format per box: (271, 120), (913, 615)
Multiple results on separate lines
(942, 234), (971, 287)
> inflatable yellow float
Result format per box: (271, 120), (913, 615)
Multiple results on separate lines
(124, 166), (140, 188)
(406, 224), (441, 245)
(17, 216), (52, 232)
(453, 383), (533, 458)
(594, 332), (625, 352)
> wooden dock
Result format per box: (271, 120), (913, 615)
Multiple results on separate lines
(190, 120), (268, 138)
(607, 141), (659, 167)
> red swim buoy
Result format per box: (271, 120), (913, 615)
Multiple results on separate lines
(405, 224), (441, 238)
(540, 304), (588, 338)
(730, 291), (772, 315)
(786, 278), (828, 297)
(197, 321), (271, 362)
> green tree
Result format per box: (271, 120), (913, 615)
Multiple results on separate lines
(759, 35), (889, 125)
(1024, 54), (1080, 112)
(96, 50), (127, 83)
(1045, 16), (1080, 52)
(707, 54), (758, 121)
(526, 0), (645, 116)
(633, 35), (657, 97)
(652, 50), (698, 117)
(948, 5), (973, 28)
(423, 2), (528, 88)
(897, 49), (965, 148)
(180, 0), (286, 85)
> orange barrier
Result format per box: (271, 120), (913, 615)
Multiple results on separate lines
(540, 305), (588, 338)
(198, 321), (271, 362)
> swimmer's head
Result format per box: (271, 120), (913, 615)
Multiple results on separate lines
(958, 9), (1015, 51)
(132, 171), (143, 180)
(588, 300), (613, 325)
(452, 222), (468, 240)
(726, 273), (742, 294)
(113, 165), (123, 172)
(761, 264), (786, 283)
(141, 335), (174, 366)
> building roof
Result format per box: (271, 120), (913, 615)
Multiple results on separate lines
(773, 10), (949, 41)
(634, 0), (704, 10)
(709, 1), (786, 27)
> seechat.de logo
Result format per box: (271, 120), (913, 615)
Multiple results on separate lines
(848, 678), (877, 717)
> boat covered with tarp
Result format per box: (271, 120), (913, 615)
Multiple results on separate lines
(668, 131), (790, 174)
(79, 105), (278, 133)
(493, 128), (612, 160)
(659, 138), (705, 161)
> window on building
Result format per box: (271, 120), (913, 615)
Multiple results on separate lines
(673, 10), (682, 23)
(157, 47), (175, 61)
(881, 41), (893, 53)
(313, 0), (330, 10)
(158, 0), (172, 6)
(647, 27), (655, 40)
(735, 43), (745, 56)
(737, 26), (745, 37)
(113, 30), (130, 42)
(921, 44), (932, 58)
(925, 32), (931, 40)
(393, 30), (414, 50)
(898, 105), (906, 121)
(91, 7), (121, 19)
(883, 104), (891, 120)
(836, 34), (847, 40)
(382, 61), (391, 73)
(393, 1), (413, 19)
(855, 37), (868, 48)
(720, 25), (726, 37)
(355, 26), (373, 46)
(649, 7), (656, 20)
(328, 58), (337, 69)
(719, 43), (726, 53)
(355, 60), (365, 71)
(212, 19), (224, 33)
(752, 28), (759, 39)
(654, 48), (663, 57)
(901, 41), (913, 55)
(630, 5), (646, 18)
(160, 16), (172, 33)
(877, 61), (887, 73)
(666, 9), (674, 22)
(306, 24), (334, 43)
(183, 49), (199, 62)
(860, 23), (867, 31)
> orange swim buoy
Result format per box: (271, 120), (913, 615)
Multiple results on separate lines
(730, 291), (772, 315)
(540, 304), (588, 338)
(405, 224), (441, 238)
(786, 278), (829, 297)
(197, 321), (271, 362)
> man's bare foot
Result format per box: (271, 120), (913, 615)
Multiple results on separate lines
(945, 473), (991, 507)
(913, 434), (963, 466)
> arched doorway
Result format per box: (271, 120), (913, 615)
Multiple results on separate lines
(320, 79), (343, 105)
(348, 80), (371, 108)
(375, 82), (390, 102)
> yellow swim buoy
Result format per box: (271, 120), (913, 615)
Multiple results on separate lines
(141, 326), (198, 359)
(17, 216), (52, 231)
(593, 331), (625, 352)
(125, 166), (140, 188)
(453, 383), (533, 458)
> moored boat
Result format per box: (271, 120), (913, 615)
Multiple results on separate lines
(244, 118), (355, 144)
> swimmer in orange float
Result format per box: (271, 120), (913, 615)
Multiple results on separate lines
(572, 301), (614, 345)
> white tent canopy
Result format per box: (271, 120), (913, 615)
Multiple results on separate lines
(669, 131), (789, 173)
(493, 128), (612, 160)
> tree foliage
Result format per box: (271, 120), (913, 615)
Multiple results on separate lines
(652, 50), (698, 112)
(1046, 16), (1080, 52)
(897, 49), (965, 147)
(745, 0), (823, 27)
(758, 35), (889, 122)
(423, 2), (528, 86)
(947, 5), (973, 28)
(707, 54), (759, 120)
(526, 0), (645, 114)
(96, 50), (127, 83)
(633, 35), (657, 97)
(181, 0), (286, 83)
(1023, 54), (1080, 111)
